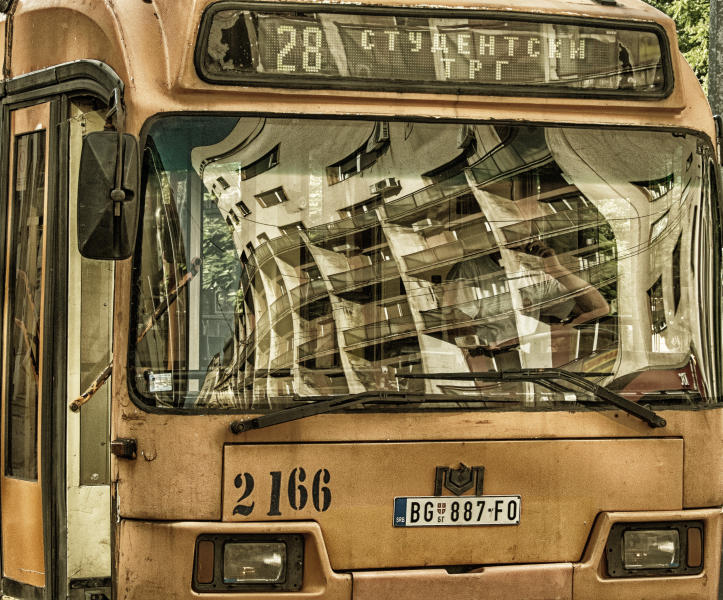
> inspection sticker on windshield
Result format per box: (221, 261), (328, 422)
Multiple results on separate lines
(393, 496), (520, 527)
(147, 371), (173, 393)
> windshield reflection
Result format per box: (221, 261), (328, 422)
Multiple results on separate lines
(131, 118), (715, 410)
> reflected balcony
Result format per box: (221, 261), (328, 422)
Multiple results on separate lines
(269, 293), (292, 322)
(342, 313), (416, 349)
(384, 177), (470, 221)
(246, 232), (306, 275)
(579, 257), (617, 286)
(420, 292), (514, 333)
(256, 346), (271, 367)
(290, 278), (329, 308)
(307, 211), (380, 246)
(328, 260), (400, 294)
(351, 354), (426, 393)
(404, 230), (497, 274)
(270, 347), (295, 372)
(256, 310), (271, 340)
(255, 241), (274, 267)
(466, 128), (551, 187)
(269, 230), (304, 257)
(518, 260), (617, 317)
(298, 323), (337, 361)
(500, 200), (604, 245)
(300, 368), (349, 395)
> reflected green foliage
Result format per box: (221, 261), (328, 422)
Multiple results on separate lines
(201, 194), (240, 309)
(647, 0), (709, 89)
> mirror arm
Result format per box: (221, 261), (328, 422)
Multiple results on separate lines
(105, 87), (125, 131)
(111, 132), (125, 255)
(106, 87), (130, 256)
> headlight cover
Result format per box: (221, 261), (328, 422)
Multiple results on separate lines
(193, 534), (304, 592)
(606, 521), (704, 578)
(622, 529), (679, 569)
(224, 541), (286, 583)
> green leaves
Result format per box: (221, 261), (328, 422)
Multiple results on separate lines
(647, 0), (709, 89)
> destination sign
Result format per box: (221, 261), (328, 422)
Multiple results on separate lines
(197, 3), (668, 96)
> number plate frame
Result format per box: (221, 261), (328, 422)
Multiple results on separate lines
(393, 495), (521, 527)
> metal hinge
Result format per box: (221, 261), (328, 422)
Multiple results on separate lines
(110, 438), (137, 460)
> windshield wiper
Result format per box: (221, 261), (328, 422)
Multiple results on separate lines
(229, 391), (486, 433)
(398, 369), (666, 428)
(229, 369), (666, 433)
(69, 257), (202, 413)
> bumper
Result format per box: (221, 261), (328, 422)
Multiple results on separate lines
(116, 508), (722, 600)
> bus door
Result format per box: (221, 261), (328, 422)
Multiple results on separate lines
(0, 102), (53, 597)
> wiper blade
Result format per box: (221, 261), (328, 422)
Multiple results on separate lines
(230, 370), (666, 432)
(398, 369), (666, 428)
(229, 391), (483, 433)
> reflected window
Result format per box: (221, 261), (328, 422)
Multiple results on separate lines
(241, 144), (279, 181)
(648, 276), (666, 334)
(633, 172), (674, 201)
(672, 234), (682, 314)
(327, 122), (390, 185)
(255, 186), (289, 207)
(235, 200), (251, 216)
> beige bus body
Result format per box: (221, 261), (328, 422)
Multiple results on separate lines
(0, 0), (721, 599)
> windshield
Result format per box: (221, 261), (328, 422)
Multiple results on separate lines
(130, 116), (720, 411)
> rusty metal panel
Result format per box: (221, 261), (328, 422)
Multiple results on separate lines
(111, 406), (721, 523)
(221, 439), (682, 569)
(353, 565), (572, 600)
(113, 510), (721, 600)
(115, 520), (351, 600)
(572, 508), (722, 599)
(679, 409), (723, 508)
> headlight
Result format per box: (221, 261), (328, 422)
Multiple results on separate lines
(622, 529), (679, 569)
(193, 534), (304, 592)
(224, 542), (286, 583)
(606, 521), (703, 578)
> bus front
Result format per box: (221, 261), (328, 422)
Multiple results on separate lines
(111, 1), (723, 598)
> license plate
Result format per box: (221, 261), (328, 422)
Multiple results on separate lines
(393, 496), (521, 527)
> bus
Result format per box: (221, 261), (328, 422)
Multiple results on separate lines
(0, 0), (721, 598)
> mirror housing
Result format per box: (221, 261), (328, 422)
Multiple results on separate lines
(77, 131), (140, 260)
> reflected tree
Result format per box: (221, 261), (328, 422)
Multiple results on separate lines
(647, 0), (709, 88)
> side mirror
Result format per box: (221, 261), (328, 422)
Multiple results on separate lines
(77, 131), (140, 260)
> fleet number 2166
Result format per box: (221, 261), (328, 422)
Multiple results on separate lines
(232, 468), (332, 517)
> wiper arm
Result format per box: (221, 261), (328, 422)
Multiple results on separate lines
(69, 257), (202, 413)
(398, 369), (666, 428)
(230, 369), (666, 433)
(229, 391), (482, 433)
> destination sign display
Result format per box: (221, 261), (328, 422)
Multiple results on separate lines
(197, 2), (668, 96)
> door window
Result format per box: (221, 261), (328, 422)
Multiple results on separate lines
(5, 130), (46, 480)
